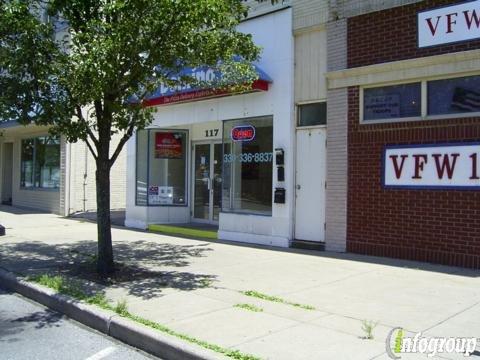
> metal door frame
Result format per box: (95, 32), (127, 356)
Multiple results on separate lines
(191, 140), (222, 224)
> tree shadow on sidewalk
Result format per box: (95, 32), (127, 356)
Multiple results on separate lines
(0, 205), (50, 215)
(0, 239), (216, 300)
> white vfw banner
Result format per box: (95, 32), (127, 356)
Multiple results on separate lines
(418, 1), (480, 47)
(383, 143), (480, 189)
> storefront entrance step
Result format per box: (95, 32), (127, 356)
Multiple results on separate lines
(148, 223), (218, 240)
(291, 240), (325, 251)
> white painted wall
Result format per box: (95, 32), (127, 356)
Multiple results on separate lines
(293, 0), (329, 30)
(126, 8), (294, 247)
(295, 28), (327, 103)
(67, 134), (127, 214)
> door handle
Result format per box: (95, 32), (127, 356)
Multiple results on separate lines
(296, 184), (301, 190)
(210, 177), (216, 193)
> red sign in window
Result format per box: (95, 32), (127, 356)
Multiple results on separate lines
(155, 132), (183, 159)
(231, 125), (256, 142)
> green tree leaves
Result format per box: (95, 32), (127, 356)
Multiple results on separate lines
(0, 0), (261, 274)
(0, 0), (260, 146)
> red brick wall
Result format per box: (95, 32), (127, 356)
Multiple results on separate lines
(348, 0), (480, 68)
(346, 0), (480, 268)
(347, 86), (480, 269)
(345, 0), (480, 268)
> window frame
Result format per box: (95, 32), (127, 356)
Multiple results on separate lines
(135, 128), (189, 207)
(296, 100), (328, 129)
(360, 80), (423, 124)
(20, 135), (61, 191)
(359, 73), (480, 124)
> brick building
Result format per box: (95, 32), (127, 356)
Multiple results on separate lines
(327, 0), (480, 268)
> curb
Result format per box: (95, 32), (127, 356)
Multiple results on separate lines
(0, 268), (224, 360)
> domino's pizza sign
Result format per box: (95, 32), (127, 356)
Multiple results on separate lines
(231, 125), (256, 142)
(383, 143), (480, 189)
(143, 64), (272, 107)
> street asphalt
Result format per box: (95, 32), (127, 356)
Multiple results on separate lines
(0, 286), (157, 360)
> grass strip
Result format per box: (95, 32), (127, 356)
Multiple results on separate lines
(234, 303), (263, 312)
(148, 224), (217, 240)
(30, 274), (259, 360)
(31, 274), (89, 300)
(241, 290), (316, 311)
(128, 314), (260, 360)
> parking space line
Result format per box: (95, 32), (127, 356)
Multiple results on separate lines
(85, 346), (116, 360)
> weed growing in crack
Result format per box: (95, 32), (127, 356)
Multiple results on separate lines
(361, 319), (378, 340)
(241, 290), (315, 310)
(115, 298), (130, 316)
(234, 303), (264, 312)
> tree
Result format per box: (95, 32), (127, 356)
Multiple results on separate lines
(0, 0), (260, 275)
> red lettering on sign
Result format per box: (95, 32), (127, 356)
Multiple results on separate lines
(464, 9), (480, 29)
(446, 12), (458, 33)
(426, 16), (441, 35)
(233, 129), (254, 139)
(412, 154), (428, 179)
(432, 153), (460, 179)
(231, 125), (255, 141)
(470, 153), (480, 180)
(389, 155), (408, 179)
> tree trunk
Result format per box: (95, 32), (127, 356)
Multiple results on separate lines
(95, 161), (114, 275)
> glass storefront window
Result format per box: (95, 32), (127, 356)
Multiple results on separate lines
(363, 83), (421, 121)
(135, 130), (149, 206)
(222, 116), (273, 215)
(20, 136), (60, 189)
(135, 129), (188, 206)
(35, 136), (61, 188)
(428, 75), (480, 115)
(21, 139), (34, 188)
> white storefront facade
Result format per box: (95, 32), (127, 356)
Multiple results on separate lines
(125, 8), (296, 247)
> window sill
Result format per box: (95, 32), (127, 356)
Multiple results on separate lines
(296, 124), (327, 130)
(360, 112), (480, 125)
(360, 116), (422, 125)
(220, 210), (272, 217)
(135, 203), (188, 207)
(19, 187), (59, 192)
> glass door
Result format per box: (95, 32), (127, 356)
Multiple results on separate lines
(193, 142), (222, 223)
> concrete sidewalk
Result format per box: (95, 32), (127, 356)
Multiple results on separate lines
(0, 206), (479, 360)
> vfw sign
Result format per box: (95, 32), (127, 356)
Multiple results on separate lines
(383, 143), (480, 189)
(418, 1), (480, 47)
